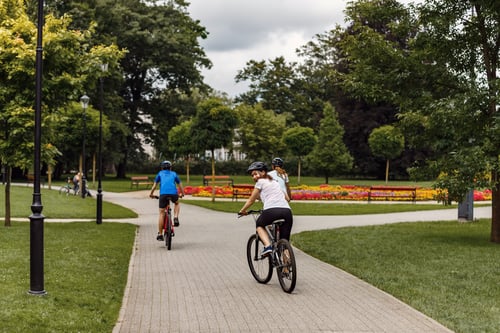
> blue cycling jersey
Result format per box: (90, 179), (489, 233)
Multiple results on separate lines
(154, 170), (181, 195)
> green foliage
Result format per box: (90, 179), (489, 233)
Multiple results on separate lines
(191, 98), (238, 153)
(283, 126), (317, 183)
(0, 1), (123, 173)
(368, 125), (404, 160)
(283, 126), (317, 158)
(235, 103), (286, 161)
(168, 119), (195, 158)
(309, 103), (353, 183)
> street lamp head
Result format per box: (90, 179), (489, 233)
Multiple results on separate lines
(80, 94), (90, 109)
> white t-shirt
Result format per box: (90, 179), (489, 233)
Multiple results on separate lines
(268, 170), (288, 194)
(254, 178), (290, 210)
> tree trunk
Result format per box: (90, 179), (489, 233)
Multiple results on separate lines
(211, 149), (216, 202)
(491, 170), (500, 243)
(297, 158), (302, 185)
(185, 154), (191, 184)
(116, 161), (127, 179)
(5, 166), (11, 227)
(385, 159), (390, 184)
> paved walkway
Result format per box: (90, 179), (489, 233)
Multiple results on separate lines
(103, 191), (491, 333)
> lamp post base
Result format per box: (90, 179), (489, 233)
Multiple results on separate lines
(96, 190), (103, 224)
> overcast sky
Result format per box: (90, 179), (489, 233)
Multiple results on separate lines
(186, 0), (417, 97)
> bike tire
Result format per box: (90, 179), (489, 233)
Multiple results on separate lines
(246, 234), (272, 284)
(165, 217), (172, 250)
(276, 239), (297, 293)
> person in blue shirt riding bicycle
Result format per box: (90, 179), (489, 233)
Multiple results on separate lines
(149, 160), (185, 241)
(238, 161), (293, 257)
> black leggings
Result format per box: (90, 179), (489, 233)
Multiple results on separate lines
(256, 208), (293, 241)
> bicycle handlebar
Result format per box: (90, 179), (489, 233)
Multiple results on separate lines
(237, 209), (262, 218)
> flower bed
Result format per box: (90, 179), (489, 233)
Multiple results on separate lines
(183, 185), (492, 202)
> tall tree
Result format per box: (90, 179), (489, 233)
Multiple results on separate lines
(338, 0), (500, 242)
(168, 119), (197, 183)
(368, 125), (404, 183)
(191, 98), (238, 201)
(234, 103), (287, 161)
(414, 0), (500, 242)
(309, 103), (353, 184)
(235, 57), (322, 128)
(43, 0), (212, 177)
(283, 127), (317, 184)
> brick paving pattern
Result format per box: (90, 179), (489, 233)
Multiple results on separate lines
(104, 192), (488, 333)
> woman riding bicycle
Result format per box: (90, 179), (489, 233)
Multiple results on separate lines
(238, 161), (293, 257)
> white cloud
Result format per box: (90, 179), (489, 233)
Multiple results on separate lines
(186, 0), (418, 97)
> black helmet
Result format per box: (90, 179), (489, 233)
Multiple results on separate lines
(247, 161), (267, 174)
(160, 160), (172, 169)
(271, 157), (284, 167)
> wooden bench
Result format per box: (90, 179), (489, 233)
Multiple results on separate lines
(232, 184), (254, 201)
(26, 174), (44, 187)
(203, 175), (234, 187)
(131, 176), (154, 189)
(368, 186), (417, 203)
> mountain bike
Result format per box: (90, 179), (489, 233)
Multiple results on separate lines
(153, 196), (174, 250)
(238, 210), (297, 293)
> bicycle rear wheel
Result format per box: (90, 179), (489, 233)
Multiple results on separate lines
(276, 239), (296, 293)
(165, 218), (172, 250)
(246, 234), (272, 284)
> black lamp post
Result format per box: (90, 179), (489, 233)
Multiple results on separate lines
(29, 0), (46, 295)
(80, 95), (90, 198)
(96, 64), (108, 224)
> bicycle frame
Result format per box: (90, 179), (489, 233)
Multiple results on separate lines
(163, 203), (174, 250)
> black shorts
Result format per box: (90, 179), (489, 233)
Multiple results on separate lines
(256, 208), (293, 241)
(159, 194), (179, 208)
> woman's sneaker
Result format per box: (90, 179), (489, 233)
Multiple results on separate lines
(157, 233), (164, 241)
(261, 245), (272, 257)
(174, 218), (179, 227)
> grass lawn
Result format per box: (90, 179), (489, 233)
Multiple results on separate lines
(0, 186), (136, 219)
(292, 219), (500, 333)
(182, 199), (463, 215)
(0, 221), (136, 333)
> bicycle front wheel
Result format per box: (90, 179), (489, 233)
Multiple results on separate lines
(276, 239), (297, 293)
(246, 234), (272, 284)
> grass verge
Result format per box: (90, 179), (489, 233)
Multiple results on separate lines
(0, 221), (136, 333)
(182, 199), (464, 215)
(0, 186), (136, 219)
(292, 219), (500, 333)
